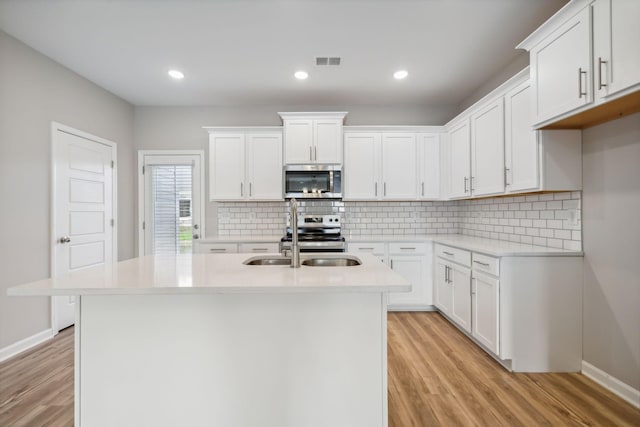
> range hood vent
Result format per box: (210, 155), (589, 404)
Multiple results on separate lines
(315, 57), (341, 66)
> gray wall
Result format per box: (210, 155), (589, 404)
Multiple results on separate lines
(582, 112), (640, 390)
(133, 104), (457, 239)
(0, 31), (135, 349)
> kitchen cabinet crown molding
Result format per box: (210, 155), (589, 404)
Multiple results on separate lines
(203, 126), (282, 133)
(344, 125), (445, 133)
(446, 68), (529, 130)
(278, 111), (348, 120)
(516, 0), (592, 51)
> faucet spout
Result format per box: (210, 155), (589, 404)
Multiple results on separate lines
(289, 198), (301, 268)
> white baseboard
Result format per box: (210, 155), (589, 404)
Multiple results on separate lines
(0, 328), (55, 363)
(582, 360), (640, 408)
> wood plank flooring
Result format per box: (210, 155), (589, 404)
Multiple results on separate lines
(1, 313), (639, 426)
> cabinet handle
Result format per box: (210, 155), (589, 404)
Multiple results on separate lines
(578, 68), (587, 98)
(310, 146), (313, 161)
(474, 260), (490, 267)
(598, 57), (607, 90)
(464, 177), (468, 193)
(251, 248), (268, 252)
(384, 182), (387, 196)
(444, 266), (448, 283)
(470, 176), (475, 192)
(390, 259), (394, 269)
(359, 247), (374, 250)
(209, 248), (226, 252)
(314, 146), (317, 162)
(249, 183), (252, 197)
(240, 182), (244, 197)
(443, 251), (454, 256)
(375, 182), (378, 197)
(421, 182), (425, 196)
(400, 247), (416, 250)
(504, 168), (510, 186)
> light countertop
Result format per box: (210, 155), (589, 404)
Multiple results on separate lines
(7, 253), (410, 297)
(200, 234), (583, 257)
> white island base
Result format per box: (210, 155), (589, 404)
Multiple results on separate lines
(76, 292), (388, 427)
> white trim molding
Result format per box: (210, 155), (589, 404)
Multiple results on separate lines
(582, 361), (640, 408)
(0, 328), (54, 363)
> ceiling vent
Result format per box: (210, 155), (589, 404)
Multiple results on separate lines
(316, 57), (341, 66)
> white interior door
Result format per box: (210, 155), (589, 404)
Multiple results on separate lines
(139, 151), (204, 255)
(52, 124), (116, 332)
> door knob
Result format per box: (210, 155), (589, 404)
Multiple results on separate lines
(59, 236), (71, 244)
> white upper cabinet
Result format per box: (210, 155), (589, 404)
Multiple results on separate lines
(518, 0), (640, 128)
(279, 112), (347, 164)
(529, 7), (592, 125)
(343, 128), (439, 201)
(209, 133), (246, 200)
(592, 0), (640, 100)
(246, 133), (283, 200)
(505, 81), (540, 193)
(381, 133), (418, 199)
(447, 120), (471, 199)
(470, 98), (505, 196)
(343, 132), (380, 200)
(417, 133), (441, 200)
(207, 128), (283, 201)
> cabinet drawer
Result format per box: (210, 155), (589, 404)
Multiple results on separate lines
(197, 243), (238, 254)
(238, 243), (279, 253)
(472, 253), (499, 276)
(388, 242), (428, 255)
(435, 244), (471, 267)
(348, 242), (385, 255)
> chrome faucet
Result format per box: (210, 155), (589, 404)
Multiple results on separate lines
(289, 198), (301, 268)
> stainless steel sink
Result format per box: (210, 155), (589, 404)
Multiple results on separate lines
(243, 255), (362, 267)
(243, 256), (291, 266)
(301, 256), (362, 267)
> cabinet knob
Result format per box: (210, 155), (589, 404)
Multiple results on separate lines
(59, 236), (71, 244)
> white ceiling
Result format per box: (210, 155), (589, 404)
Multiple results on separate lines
(0, 0), (568, 108)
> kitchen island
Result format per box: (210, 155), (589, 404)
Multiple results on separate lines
(8, 253), (409, 427)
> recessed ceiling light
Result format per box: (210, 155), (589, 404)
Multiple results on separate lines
(294, 70), (309, 80)
(168, 69), (185, 80)
(393, 70), (408, 80)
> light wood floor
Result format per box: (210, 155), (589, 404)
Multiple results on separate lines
(1, 313), (639, 426)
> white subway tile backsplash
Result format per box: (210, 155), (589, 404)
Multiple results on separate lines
(217, 191), (582, 250)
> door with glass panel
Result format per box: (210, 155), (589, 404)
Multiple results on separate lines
(139, 152), (204, 255)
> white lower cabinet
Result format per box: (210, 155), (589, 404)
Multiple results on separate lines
(450, 263), (472, 333)
(348, 241), (433, 311)
(196, 241), (279, 254)
(471, 271), (500, 355)
(435, 243), (583, 372)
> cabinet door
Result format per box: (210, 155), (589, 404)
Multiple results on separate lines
(381, 133), (418, 199)
(471, 98), (505, 196)
(388, 255), (427, 307)
(284, 119), (313, 163)
(246, 133), (283, 200)
(472, 272), (500, 355)
(450, 263), (471, 333)
(209, 133), (245, 200)
(593, 0), (640, 99)
(314, 119), (343, 163)
(435, 260), (452, 315)
(418, 133), (441, 199)
(531, 7), (592, 124)
(343, 133), (380, 200)
(505, 82), (540, 193)
(448, 120), (471, 198)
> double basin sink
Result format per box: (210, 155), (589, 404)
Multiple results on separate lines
(243, 254), (361, 267)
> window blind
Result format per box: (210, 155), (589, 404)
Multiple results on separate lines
(150, 165), (193, 254)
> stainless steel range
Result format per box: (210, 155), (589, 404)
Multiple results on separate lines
(280, 214), (345, 253)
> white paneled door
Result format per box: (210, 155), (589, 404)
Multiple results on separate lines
(52, 124), (116, 333)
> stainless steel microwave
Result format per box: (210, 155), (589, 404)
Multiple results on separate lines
(284, 164), (342, 199)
